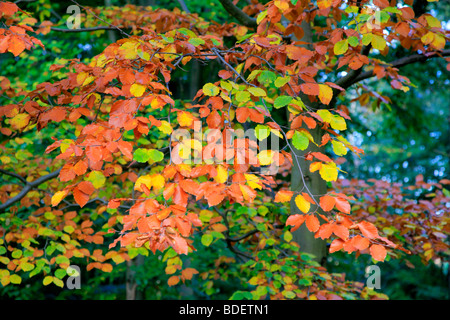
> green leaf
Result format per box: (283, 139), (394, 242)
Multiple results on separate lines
(257, 71), (276, 86)
(274, 95), (293, 109)
(274, 76), (291, 88)
(334, 39), (348, 55)
(203, 83), (220, 96)
(43, 276), (53, 286)
(133, 148), (151, 163)
(443, 188), (450, 198)
(9, 274), (22, 284)
(188, 37), (205, 47)
(55, 255), (70, 265)
(247, 87), (266, 97)
(348, 36), (359, 47)
(255, 125), (270, 141)
(11, 249), (22, 259)
(256, 10), (268, 24)
(284, 231), (293, 242)
(332, 140), (347, 156)
(21, 262), (34, 272)
(148, 149), (164, 162)
(292, 131), (309, 151)
(235, 90), (251, 102)
(362, 33), (373, 46)
(201, 234), (213, 246)
(87, 171), (106, 189)
(54, 268), (67, 279)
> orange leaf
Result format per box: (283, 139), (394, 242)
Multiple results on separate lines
(370, 244), (387, 262)
(329, 239), (344, 253)
(335, 197), (350, 214)
(286, 214), (305, 232)
(351, 235), (370, 251)
(275, 190), (294, 203)
(0, 2), (19, 16)
(332, 224), (349, 240)
(168, 275), (180, 286)
(358, 221), (379, 239)
(179, 179), (199, 195)
(315, 223), (333, 239)
(173, 236), (189, 255)
(320, 195), (335, 211)
(181, 268), (199, 280)
(305, 214), (320, 232)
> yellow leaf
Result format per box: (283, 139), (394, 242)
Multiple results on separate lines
(119, 41), (138, 59)
(87, 171), (106, 189)
(9, 274), (21, 284)
(431, 33), (445, 50)
(317, 109), (332, 123)
(331, 140), (347, 156)
(330, 115), (347, 131)
(309, 162), (322, 173)
(134, 175), (153, 191)
(371, 34), (386, 51)
(295, 194), (311, 213)
(247, 87), (266, 97)
(177, 111), (195, 127)
(244, 173), (262, 190)
(158, 120), (173, 135)
(319, 162), (338, 181)
(257, 150), (274, 166)
(51, 190), (68, 207)
(152, 174), (165, 191)
(214, 165), (228, 184)
(421, 31), (434, 45)
(130, 83), (146, 97)
(318, 84), (333, 105)
(10, 113), (30, 130)
(134, 174), (165, 192)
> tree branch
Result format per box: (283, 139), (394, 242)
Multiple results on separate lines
(0, 169), (27, 184)
(227, 229), (259, 242)
(343, 49), (450, 89)
(218, 0), (257, 28)
(0, 168), (61, 212)
(176, 0), (190, 13)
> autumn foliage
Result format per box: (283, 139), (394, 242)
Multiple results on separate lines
(0, 0), (448, 299)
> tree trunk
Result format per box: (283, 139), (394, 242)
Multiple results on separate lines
(126, 255), (144, 300)
(288, 21), (328, 265)
(104, 0), (117, 43)
(290, 125), (328, 265)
